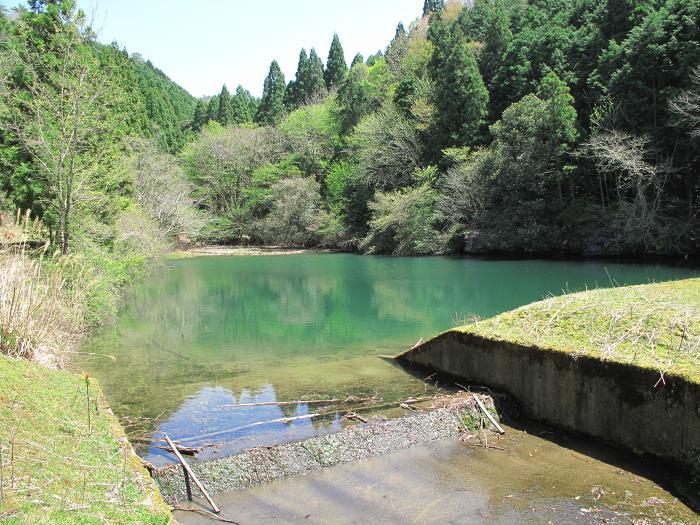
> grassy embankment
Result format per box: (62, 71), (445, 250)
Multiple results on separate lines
(0, 215), (173, 523)
(458, 278), (700, 383)
(0, 356), (171, 524)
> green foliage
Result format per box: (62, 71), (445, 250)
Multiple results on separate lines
(337, 59), (389, 134)
(428, 15), (489, 152)
(361, 184), (439, 255)
(325, 33), (348, 89)
(231, 85), (258, 124)
(256, 60), (287, 125)
(478, 76), (578, 252)
(192, 99), (208, 131)
(217, 84), (232, 125)
(259, 177), (322, 247)
(305, 48), (328, 102)
(326, 161), (355, 213)
(206, 94), (219, 123)
(280, 97), (341, 183)
(351, 53), (364, 67)
(284, 49), (309, 110)
(386, 22), (410, 79)
(5, 0), (700, 261)
(351, 102), (423, 190)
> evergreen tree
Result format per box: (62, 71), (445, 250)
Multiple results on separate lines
(217, 84), (232, 125)
(324, 33), (348, 89)
(256, 60), (286, 125)
(284, 49), (308, 110)
(192, 99), (208, 131)
(351, 53), (365, 67)
(423, 0), (445, 16)
(304, 48), (327, 102)
(231, 85), (256, 124)
(429, 15), (489, 151)
(337, 62), (375, 134)
(206, 95), (219, 123)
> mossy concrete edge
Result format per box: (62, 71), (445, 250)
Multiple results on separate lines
(397, 330), (700, 471)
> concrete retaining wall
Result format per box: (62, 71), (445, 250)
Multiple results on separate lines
(397, 330), (700, 470)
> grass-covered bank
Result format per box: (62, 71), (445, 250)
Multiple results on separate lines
(0, 355), (172, 524)
(461, 278), (700, 383)
(398, 278), (700, 474)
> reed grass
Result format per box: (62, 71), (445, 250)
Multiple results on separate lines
(0, 212), (86, 369)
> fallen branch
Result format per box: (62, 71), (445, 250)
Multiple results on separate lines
(155, 444), (202, 456)
(172, 506), (239, 524)
(178, 414), (320, 443)
(221, 396), (375, 409)
(163, 433), (220, 515)
(341, 412), (368, 424)
(473, 395), (505, 434)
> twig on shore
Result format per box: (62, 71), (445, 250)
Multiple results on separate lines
(172, 505), (239, 524)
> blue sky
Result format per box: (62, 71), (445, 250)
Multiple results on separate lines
(1, 0), (424, 97)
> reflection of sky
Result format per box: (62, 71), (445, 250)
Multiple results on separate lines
(147, 384), (342, 466)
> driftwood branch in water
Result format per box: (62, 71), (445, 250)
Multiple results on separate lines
(179, 413), (320, 443)
(342, 412), (368, 423)
(221, 396), (374, 409)
(162, 432), (221, 514)
(155, 444), (202, 456)
(473, 395), (505, 434)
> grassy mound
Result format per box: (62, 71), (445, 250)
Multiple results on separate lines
(0, 355), (171, 524)
(458, 278), (700, 383)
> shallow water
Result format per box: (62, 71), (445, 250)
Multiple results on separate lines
(174, 422), (699, 524)
(82, 254), (696, 465)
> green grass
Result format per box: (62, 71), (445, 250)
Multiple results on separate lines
(457, 278), (700, 383)
(0, 355), (172, 524)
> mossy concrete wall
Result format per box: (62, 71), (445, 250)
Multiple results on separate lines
(398, 331), (700, 470)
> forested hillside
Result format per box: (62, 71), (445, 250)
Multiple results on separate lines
(0, 0), (201, 331)
(187, 0), (700, 256)
(1, 0), (700, 263)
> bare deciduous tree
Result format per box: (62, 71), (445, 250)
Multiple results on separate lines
(585, 130), (671, 246)
(127, 139), (204, 242)
(8, 10), (123, 254)
(670, 67), (700, 139)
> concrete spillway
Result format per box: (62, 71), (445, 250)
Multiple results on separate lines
(397, 329), (700, 472)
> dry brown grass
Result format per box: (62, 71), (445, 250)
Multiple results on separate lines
(0, 213), (85, 369)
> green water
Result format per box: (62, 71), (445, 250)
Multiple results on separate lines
(83, 254), (696, 465)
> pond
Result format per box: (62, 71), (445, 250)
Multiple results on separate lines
(82, 253), (696, 466)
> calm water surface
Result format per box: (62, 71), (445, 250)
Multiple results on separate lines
(83, 254), (696, 465)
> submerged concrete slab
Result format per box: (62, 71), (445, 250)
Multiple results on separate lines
(174, 425), (697, 524)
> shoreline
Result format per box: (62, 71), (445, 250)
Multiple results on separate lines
(171, 245), (338, 258)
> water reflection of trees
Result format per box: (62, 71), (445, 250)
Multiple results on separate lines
(84, 255), (692, 449)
